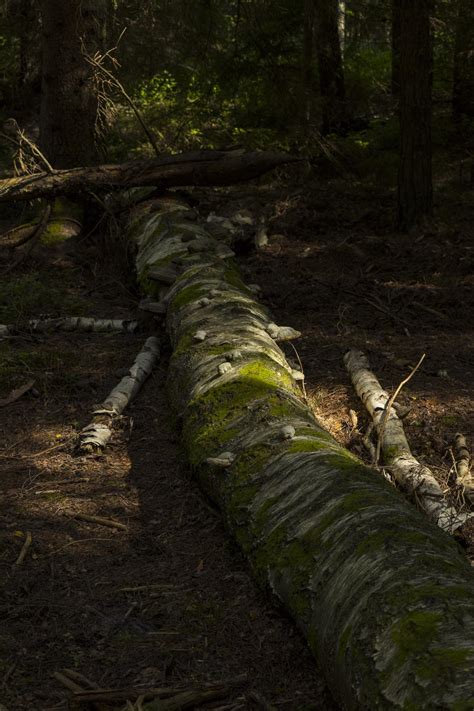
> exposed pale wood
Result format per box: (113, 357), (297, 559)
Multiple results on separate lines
(78, 336), (160, 453)
(0, 317), (138, 337)
(453, 433), (474, 503)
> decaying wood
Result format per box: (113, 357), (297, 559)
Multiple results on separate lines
(128, 197), (474, 709)
(78, 336), (160, 453)
(453, 433), (474, 502)
(0, 316), (138, 337)
(344, 349), (471, 533)
(0, 150), (299, 203)
(13, 530), (32, 566)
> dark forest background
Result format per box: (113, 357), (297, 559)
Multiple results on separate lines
(0, 0), (473, 231)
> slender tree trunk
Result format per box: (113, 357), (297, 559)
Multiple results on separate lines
(453, 0), (474, 122)
(397, 0), (433, 232)
(338, 1), (346, 57)
(391, 0), (401, 98)
(302, 0), (316, 129)
(127, 196), (474, 710)
(313, 0), (347, 135)
(39, 0), (102, 168)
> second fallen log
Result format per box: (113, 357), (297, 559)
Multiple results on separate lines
(0, 150), (298, 203)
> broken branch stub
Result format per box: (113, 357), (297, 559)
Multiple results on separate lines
(78, 336), (160, 453)
(128, 197), (474, 710)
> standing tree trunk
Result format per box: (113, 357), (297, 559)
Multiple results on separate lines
(313, 0), (347, 135)
(397, 0), (433, 232)
(39, 0), (102, 168)
(338, 1), (346, 57)
(453, 0), (474, 122)
(391, 0), (401, 98)
(301, 0), (316, 130)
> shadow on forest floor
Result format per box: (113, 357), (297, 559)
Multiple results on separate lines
(0, 165), (473, 709)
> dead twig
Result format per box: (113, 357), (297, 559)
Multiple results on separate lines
(53, 671), (85, 693)
(1, 662), (17, 689)
(248, 690), (277, 710)
(0, 379), (35, 407)
(61, 669), (99, 690)
(64, 511), (128, 531)
(13, 530), (32, 566)
(82, 43), (161, 157)
(44, 538), (117, 557)
(374, 354), (425, 466)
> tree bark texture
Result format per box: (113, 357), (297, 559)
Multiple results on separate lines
(313, 0), (347, 134)
(453, 0), (474, 121)
(302, 0), (316, 128)
(0, 150), (298, 203)
(127, 196), (474, 710)
(391, 0), (401, 98)
(39, 0), (103, 168)
(397, 0), (433, 232)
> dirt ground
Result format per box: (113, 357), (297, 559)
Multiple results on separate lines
(0, 166), (473, 710)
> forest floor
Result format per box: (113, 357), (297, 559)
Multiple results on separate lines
(0, 164), (473, 710)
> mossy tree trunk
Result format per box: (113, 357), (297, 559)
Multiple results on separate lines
(128, 196), (474, 710)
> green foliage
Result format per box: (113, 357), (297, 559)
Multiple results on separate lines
(345, 47), (392, 115)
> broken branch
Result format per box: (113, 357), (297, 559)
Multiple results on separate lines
(344, 349), (471, 533)
(0, 150), (299, 203)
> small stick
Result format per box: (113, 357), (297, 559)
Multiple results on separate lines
(362, 422), (376, 459)
(452, 433), (474, 502)
(53, 671), (85, 693)
(62, 668), (99, 690)
(84, 51), (161, 157)
(3, 202), (52, 274)
(248, 690), (277, 710)
(63, 511), (128, 531)
(1, 662), (17, 689)
(374, 354), (425, 466)
(13, 530), (32, 566)
(43, 537), (116, 557)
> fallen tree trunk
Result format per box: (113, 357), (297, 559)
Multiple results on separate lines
(128, 197), (474, 709)
(0, 150), (298, 203)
